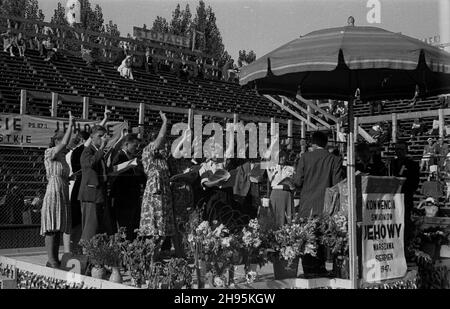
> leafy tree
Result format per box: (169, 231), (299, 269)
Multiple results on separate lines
(25, 0), (44, 21)
(238, 50), (256, 67)
(170, 3), (191, 36)
(151, 16), (169, 33)
(50, 1), (68, 25)
(104, 20), (120, 37)
(0, 0), (27, 18)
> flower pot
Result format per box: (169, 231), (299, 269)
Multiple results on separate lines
(272, 256), (299, 280)
(91, 266), (106, 280)
(332, 255), (349, 279)
(261, 198), (270, 208)
(109, 267), (123, 284)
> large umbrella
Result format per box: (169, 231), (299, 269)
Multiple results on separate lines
(240, 25), (450, 100)
(240, 24), (450, 289)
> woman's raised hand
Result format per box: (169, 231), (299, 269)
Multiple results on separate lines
(160, 111), (167, 123)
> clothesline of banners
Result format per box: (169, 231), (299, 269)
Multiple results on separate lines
(0, 113), (128, 149)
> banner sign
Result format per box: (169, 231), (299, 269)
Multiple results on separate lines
(361, 176), (407, 283)
(133, 26), (191, 49)
(0, 113), (127, 148)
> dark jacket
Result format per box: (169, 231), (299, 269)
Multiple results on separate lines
(293, 148), (343, 218)
(78, 144), (107, 203)
(110, 150), (145, 199)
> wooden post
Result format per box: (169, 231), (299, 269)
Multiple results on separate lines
(270, 117), (276, 136)
(233, 113), (239, 125)
(347, 97), (358, 289)
(138, 103), (145, 139)
(51, 92), (58, 117)
(392, 113), (397, 143)
(439, 108), (445, 138)
(287, 119), (293, 150)
(354, 116), (359, 143)
(82, 97), (89, 119)
(20, 89), (27, 115)
(307, 105), (312, 129)
(300, 120), (306, 153)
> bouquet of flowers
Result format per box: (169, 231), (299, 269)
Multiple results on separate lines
(320, 214), (349, 256)
(121, 230), (158, 287)
(188, 220), (241, 285)
(147, 258), (194, 289)
(270, 217), (320, 267)
(80, 230), (126, 269)
(241, 219), (268, 274)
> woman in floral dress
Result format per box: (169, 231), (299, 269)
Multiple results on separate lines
(41, 111), (74, 268)
(139, 111), (175, 244)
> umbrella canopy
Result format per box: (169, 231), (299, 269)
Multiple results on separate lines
(239, 26), (450, 100)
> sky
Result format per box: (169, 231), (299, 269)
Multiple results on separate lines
(38, 0), (443, 60)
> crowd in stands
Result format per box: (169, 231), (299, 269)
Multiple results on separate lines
(1, 25), (240, 84)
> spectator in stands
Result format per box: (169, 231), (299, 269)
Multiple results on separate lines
(144, 47), (158, 74)
(16, 33), (26, 57)
(118, 55), (134, 80)
(435, 137), (449, 168)
(1, 30), (17, 57)
(42, 35), (58, 62)
(41, 111), (75, 268)
(293, 131), (342, 276)
(178, 57), (190, 82)
(78, 125), (109, 241)
(428, 118), (440, 136)
(110, 134), (146, 241)
(369, 122), (383, 142)
(389, 141), (420, 257)
(139, 112), (175, 256)
(420, 138), (437, 172)
(81, 45), (95, 67)
(194, 57), (204, 79)
(369, 100), (384, 115)
(410, 118), (425, 140)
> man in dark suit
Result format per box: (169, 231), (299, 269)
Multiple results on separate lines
(293, 131), (343, 217)
(293, 131), (343, 276)
(110, 134), (145, 240)
(78, 125), (109, 241)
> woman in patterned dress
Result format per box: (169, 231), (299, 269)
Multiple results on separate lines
(41, 111), (74, 268)
(139, 111), (175, 250)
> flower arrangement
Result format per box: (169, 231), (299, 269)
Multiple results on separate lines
(188, 220), (241, 285)
(320, 214), (349, 256)
(241, 219), (267, 273)
(270, 217), (320, 267)
(121, 231), (158, 287)
(147, 258), (194, 289)
(80, 231), (126, 269)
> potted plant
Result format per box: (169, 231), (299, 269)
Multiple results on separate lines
(320, 214), (349, 279)
(147, 258), (194, 289)
(188, 221), (240, 288)
(107, 230), (128, 283)
(269, 217), (320, 280)
(79, 233), (110, 280)
(122, 231), (157, 288)
(241, 219), (267, 283)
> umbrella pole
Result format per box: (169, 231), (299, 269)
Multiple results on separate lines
(347, 98), (358, 289)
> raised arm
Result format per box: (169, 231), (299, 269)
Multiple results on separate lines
(150, 111), (168, 150)
(52, 111), (74, 158)
(84, 107), (111, 148)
